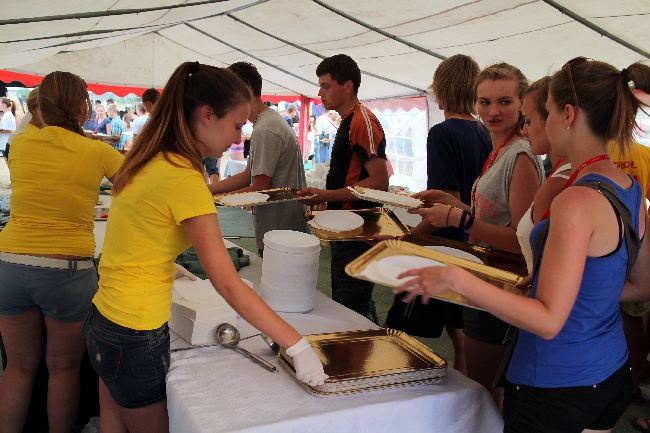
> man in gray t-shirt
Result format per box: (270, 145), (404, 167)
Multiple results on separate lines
(209, 62), (308, 253)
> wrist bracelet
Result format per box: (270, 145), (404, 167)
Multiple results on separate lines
(464, 211), (475, 230)
(458, 210), (469, 230)
(445, 205), (453, 227)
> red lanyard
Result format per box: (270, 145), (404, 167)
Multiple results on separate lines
(471, 130), (517, 207)
(541, 154), (610, 220)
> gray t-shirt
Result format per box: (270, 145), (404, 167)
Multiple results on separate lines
(248, 109), (308, 250)
(472, 138), (544, 241)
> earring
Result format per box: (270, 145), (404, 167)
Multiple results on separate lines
(565, 126), (571, 130)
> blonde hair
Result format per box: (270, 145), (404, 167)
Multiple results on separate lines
(38, 71), (91, 136)
(26, 87), (39, 115)
(430, 54), (480, 115)
(476, 62), (528, 131)
(112, 62), (251, 194)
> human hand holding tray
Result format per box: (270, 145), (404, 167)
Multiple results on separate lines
(214, 187), (315, 207)
(279, 328), (447, 396)
(304, 208), (410, 242)
(345, 240), (526, 310)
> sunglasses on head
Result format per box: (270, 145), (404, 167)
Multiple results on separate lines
(562, 56), (593, 106)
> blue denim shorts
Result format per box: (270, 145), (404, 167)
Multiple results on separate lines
(0, 259), (98, 322)
(84, 305), (170, 408)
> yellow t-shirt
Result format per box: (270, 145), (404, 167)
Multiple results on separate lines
(0, 126), (123, 256)
(93, 153), (217, 330)
(608, 140), (650, 199)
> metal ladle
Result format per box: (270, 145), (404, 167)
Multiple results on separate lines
(216, 323), (278, 372)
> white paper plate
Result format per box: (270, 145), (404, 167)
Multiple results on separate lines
(425, 246), (484, 264)
(352, 188), (422, 208)
(312, 210), (365, 232)
(375, 255), (445, 287)
(221, 192), (270, 207)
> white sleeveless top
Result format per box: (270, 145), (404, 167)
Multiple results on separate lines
(516, 163), (572, 273)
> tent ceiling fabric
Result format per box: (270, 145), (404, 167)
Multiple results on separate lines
(1, 0), (648, 99)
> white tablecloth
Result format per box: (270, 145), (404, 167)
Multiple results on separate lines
(167, 242), (504, 433)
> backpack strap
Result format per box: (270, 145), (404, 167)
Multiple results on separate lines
(531, 179), (640, 278)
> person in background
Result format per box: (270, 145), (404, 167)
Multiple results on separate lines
(13, 87), (43, 136)
(397, 58), (650, 433)
(9, 96), (24, 127)
(284, 103), (299, 127)
(141, 88), (160, 115)
(300, 54), (390, 323)
(94, 104), (109, 134)
(85, 62), (325, 433)
(106, 104), (124, 151)
(130, 103), (149, 139)
(0, 71), (123, 433)
(412, 63), (543, 406)
(305, 114), (318, 163)
(516, 77), (573, 274)
(388, 54), (491, 375)
(106, 98), (115, 105)
(0, 97), (17, 159)
(608, 128), (650, 405)
(209, 61), (308, 255)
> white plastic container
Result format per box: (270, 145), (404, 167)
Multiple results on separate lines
(260, 230), (320, 313)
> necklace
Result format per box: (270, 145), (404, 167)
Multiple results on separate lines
(541, 154), (610, 220)
(253, 104), (268, 125)
(471, 129), (518, 208)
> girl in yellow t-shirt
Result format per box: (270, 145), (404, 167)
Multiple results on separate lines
(0, 72), (124, 433)
(84, 62), (326, 432)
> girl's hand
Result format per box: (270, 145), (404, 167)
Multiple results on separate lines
(412, 189), (461, 207)
(408, 203), (461, 228)
(393, 265), (459, 303)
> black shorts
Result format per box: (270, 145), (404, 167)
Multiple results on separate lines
(503, 362), (632, 433)
(462, 307), (511, 345)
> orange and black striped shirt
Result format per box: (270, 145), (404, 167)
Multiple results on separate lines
(326, 103), (387, 210)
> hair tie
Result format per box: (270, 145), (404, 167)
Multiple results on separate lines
(620, 67), (634, 88)
(189, 61), (200, 76)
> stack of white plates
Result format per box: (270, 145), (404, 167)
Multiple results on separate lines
(261, 230), (321, 312)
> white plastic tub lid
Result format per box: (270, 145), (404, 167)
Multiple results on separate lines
(263, 230), (321, 254)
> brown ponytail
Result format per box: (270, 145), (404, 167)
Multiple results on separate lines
(111, 62), (251, 194)
(38, 71), (91, 136)
(549, 61), (650, 154)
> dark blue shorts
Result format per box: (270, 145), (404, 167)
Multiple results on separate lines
(84, 305), (170, 408)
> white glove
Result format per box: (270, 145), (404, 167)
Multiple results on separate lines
(286, 337), (328, 386)
(173, 263), (198, 281)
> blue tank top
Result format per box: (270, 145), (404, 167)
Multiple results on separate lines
(506, 173), (641, 387)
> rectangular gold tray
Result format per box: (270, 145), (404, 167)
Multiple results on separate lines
(304, 208), (410, 242)
(345, 240), (526, 309)
(401, 234), (528, 277)
(280, 328), (447, 395)
(214, 187), (314, 207)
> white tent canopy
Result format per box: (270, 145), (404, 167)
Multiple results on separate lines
(1, 0), (649, 99)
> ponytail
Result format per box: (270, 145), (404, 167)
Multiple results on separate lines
(112, 61), (251, 194)
(550, 60), (650, 155)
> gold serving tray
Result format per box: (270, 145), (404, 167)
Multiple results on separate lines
(402, 234), (528, 277)
(345, 240), (526, 309)
(280, 328), (447, 396)
(304, 208), (410, 242)
(214, 187), (315, 207)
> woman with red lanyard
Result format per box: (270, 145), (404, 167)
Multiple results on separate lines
(411, 63), (544, 406)
(397, 59), (650, 433)
(516, 77), (573, 274)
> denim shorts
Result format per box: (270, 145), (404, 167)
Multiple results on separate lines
(84, 305), (170, 408)
(0, 259), (98, 322)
